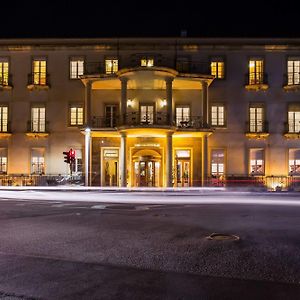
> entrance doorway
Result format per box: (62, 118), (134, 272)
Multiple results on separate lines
(102, 148), (119, 186)
(175, 149), (191, 187)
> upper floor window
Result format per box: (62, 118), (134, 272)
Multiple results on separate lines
(140, 104), (154, 124)
(249, 148), (264, 175)
(31, 148), (45, 175)
(287, 59), (300, 85)
(211, 60), (225, 79)
(0, 58), (9, 86)
(249, 105), (264, 133)
(0, 148), (7, 174)
(33, 58), (47, 85)
(211, 104), (225, 127)
(70, 104), (83, 126)
(141, 57), (154, 67)
(0, 105), (8, 132)
(211, 149), (225, 176)
(289, 149), (300, 175)
(70, 58), (84, 79)
(248, 59), (264, 85)
(31, 106), (46, 132)
(288, 104), (300, 133)
(176, 106), (190, 127)
(105, 105), (118, 127)
(105, 59), (118, 74)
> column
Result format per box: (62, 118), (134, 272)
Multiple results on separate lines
(166, 132), (173, 187)
(202, 135), (208, 187)
(165, 77), (174, 125)
(120, 132), (127, 187)
(84, 128), (91, 186)
(84, 81), (92, 127)
(201, 81), (209, 127)
(120, 77), (128, 125)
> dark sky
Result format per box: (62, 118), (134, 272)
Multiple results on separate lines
(1, 0), (299, 38)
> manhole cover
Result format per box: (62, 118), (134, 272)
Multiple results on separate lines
(206, 233), (240, 241)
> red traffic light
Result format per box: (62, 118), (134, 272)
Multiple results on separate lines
(63, 149), (76, 164)
(69, 149), (76, 163)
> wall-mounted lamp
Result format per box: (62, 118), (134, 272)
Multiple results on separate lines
(161, 99), (167, 107)
(127, 99), (133, 107)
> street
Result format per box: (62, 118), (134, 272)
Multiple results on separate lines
(0, 190), (300, 299)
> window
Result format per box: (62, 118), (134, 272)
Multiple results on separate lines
(70, 149), (83, 174)
(249, 105), (264, 132)
(33, 58), (47, 85)
(105, 59), (118, 74)
(211, 60), (225, 79)
(31, 148), (45, 175)
(70, 105), (83, 126)
(31, 107), (46, 132)
(176, 106), (190, 126)
(105, 105), (118, 127)
(250, 149), (264, 175)
(288, 104), (300, 133)
(0, 58), (9, 86)
(287, 59), (300, 85)
(70, 58), (84, 79)
(176, 57), (189, 73)
(289, 149), (300, 175)
(211, 149), (225, 176)
(0, 148), (7, 174)
(141, 57), (154, 67)
(249, 59), (264, 85)
(0, 106), (8, 132)
(140, 105), (154, 124)
(211, 105), (225, 127)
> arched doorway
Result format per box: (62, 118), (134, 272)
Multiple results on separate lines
(132, 149), (161, 187)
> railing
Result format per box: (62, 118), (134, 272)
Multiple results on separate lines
(245, 72), (268, 85)
(27, 73), (50, 86)
(92, 116), (119, 128)
(176, 116), (210, 129)
(245, 121), (269, 133)
(125, 112), (168, 126)
(284, 122), (300, 134)
(0, 74), (12, 87)
(84, 60), (211, 76)
(27, 120), (49, 133)
(284, 73), (300, 86)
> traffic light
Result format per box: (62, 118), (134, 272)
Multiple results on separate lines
(69, 149), (76, 163)
(63, 151), (70, 164)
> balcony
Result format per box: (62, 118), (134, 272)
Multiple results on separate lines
(26, 121), (49, 138)
(284, 122), (300, 139)
(0, 121), (12, 138)
(0, 74), (13, 90)
(283, 73), (300, 91)
(27, 73), (50, 90)
(245, 73), (269, 91)
(245, 121), (269, 139)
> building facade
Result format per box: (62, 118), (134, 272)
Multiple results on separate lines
(0, 38), (300, 189)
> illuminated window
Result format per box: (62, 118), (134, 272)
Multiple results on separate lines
(249, 59), (264, 85)
(288, 104), (300, 133)
(0, 106), (8, 132)
(289, 149), (300, 175)
(31, 148), (45, 175)
(0, 148), (7, 174)
(211, 149), (225, 176)
(211, 105), (225, 127)
(141, 57), (154, 67)
(249, 149), (264, 175)
(105, 59), (118, 74)
(70, 105), (83, 126)
(287, 59), (300, 85)
(0, 58), (9, 86)
(70, 58), (84, 79)
(249, 105), (264, 132)
(31, 107), (46, 132)
(105, 105), (118, 127)
(175, 150), (190, 158)
(70, 149), (83, 174)
(33, 58), (47, 85)
(176, 106), (190, 126)
(140, 105), (154, 124)
(211, 61), (225, 79)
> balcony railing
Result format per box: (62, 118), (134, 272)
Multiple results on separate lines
(92, 116), (119, 128)
(245, 72), (268, 85)
(284, 122), (300, 134)
(27, 73), (50, 87)
(27, 121), (49, 133)
(0, 74), (12, 87)
(246, 121), (269, 133)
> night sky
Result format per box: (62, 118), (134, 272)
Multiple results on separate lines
(1, 0), (299, 38)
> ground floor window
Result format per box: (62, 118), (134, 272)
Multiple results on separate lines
(0, 148), (7, 174)
(289, 149), (300, 175)
(249, 148), (264, 175)
(175, 149), (191, 187)
(31, 148), (45, 175)
(211, 149), (225, 176)
(102, 148), (119, 186)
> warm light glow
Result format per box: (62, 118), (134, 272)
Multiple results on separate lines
(161, 99), (167, 107)
(127, 99), (133, 107)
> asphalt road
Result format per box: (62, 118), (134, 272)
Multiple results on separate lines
(1, 192), (300, 299)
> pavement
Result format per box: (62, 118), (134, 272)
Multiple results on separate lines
(0, 191), (300, 299)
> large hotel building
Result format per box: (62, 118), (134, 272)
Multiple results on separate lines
(0, 38), (300, 189)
